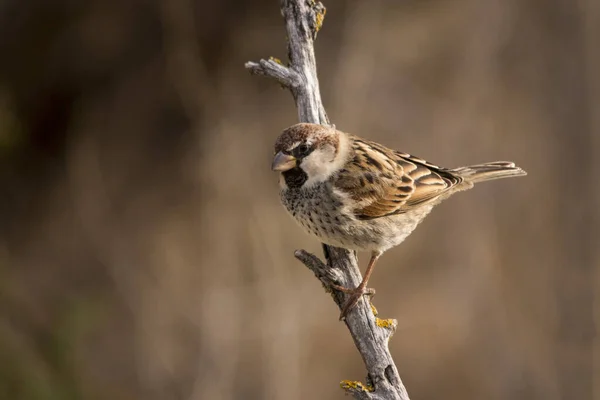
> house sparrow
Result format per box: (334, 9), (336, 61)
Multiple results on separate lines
(272, 123), (526, 319)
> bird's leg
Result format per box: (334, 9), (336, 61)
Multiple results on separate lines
(330, 251), (381, 320)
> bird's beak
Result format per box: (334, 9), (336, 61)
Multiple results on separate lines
(271, 151), (297, 171)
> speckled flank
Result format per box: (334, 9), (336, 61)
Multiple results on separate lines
(280, 180), (433, 252)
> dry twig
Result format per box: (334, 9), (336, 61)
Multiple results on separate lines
(245, 1), (410, 398)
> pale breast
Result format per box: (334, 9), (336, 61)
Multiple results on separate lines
(280, 183), (347, 242)
(280, 183), (433, 252)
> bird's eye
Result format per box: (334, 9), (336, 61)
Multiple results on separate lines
(295, 143), (311, 157)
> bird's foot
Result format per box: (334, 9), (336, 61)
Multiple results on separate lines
(330, 283), (375, 320)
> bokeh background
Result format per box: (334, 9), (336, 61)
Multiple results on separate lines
(0, 0), (598, 399)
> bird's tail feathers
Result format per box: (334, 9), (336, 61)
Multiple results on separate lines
(451, 161), (527, 184)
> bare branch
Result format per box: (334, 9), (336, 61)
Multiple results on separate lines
(245, 59), (301, 89)
(245, 1), (410, 398)
(294, 249), (342, 284)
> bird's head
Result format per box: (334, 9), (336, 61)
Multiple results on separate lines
(272, 123), (349, 189)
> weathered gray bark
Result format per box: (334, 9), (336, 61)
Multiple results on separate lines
(245, 1), (410, 399)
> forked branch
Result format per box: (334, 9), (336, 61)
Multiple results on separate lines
(245, 1), (410, 399)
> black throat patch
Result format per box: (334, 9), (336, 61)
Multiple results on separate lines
(283, 167), (308, 189)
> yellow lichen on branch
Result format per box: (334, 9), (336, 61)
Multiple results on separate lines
(375, 317), (395, 329)
(315, 7), (326, 34)
(370, 303), (378, 316)
(341, 380), (374, 393)
(308, 0), (326, 39)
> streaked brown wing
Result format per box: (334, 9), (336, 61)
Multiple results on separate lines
(334, 137), (463, 219)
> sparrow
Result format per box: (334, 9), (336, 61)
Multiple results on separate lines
(272, 123), (526, 319)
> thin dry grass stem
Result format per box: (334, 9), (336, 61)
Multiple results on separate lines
(245, 1), (409, 399)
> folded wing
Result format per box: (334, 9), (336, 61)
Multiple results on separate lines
(334, 137), (466, 219)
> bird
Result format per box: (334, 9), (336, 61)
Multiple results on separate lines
(271, 123), (526, 320)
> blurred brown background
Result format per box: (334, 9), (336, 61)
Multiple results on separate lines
(0, 0), (598, 399)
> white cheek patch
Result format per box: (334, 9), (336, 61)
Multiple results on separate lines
(301, 147), (334, 187)
(301, 140), (349, 187)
